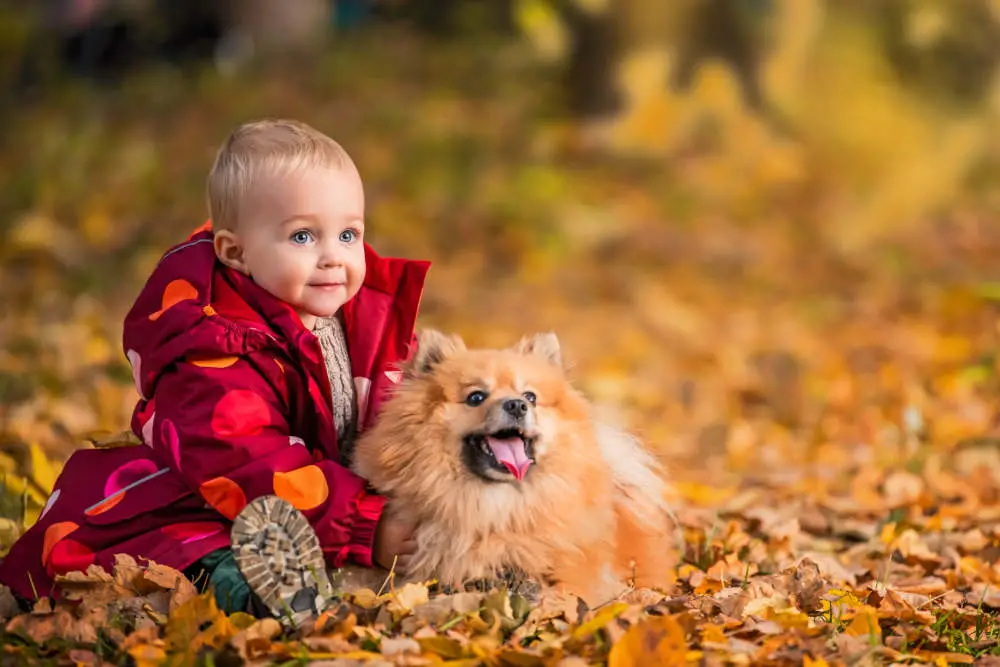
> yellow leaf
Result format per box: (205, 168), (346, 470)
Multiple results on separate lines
(417, 636), (466, 659)
(514, 0), (568, 61)
(701, 623), (726, 645)
(302, 651), (383, 661)
(572, 602), (629, 640)
(128, 644), (167, 667)
(29, 442), (59, 496)
(844, 606), (882, 641)
(673, 481), (737, 507)
(803, 656), (830, 667)
(1, 471), (47, 508)
(0, 518), (21, 552)
(165, 590), (240, 654)
(348, 588), (380, 608)
(608, 615), (689, 667)
(0, 453), (16, 474)
(387, 582), (429, 615)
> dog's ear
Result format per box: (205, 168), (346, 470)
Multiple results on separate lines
(511, 332), (562, 368)
(406, 329), (467, 376)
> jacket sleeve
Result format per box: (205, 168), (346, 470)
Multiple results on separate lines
(148, 356), (384, 567)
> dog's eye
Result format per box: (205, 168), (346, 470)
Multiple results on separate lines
(522, 391), (537, 405)
(465, 391), (488, 407)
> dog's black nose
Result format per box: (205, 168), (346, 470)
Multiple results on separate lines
(503, 398), (528, 418)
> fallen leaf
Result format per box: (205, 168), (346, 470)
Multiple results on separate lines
(608, 614), (689, 666)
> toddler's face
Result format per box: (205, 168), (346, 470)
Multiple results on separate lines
(219, 164), (367, 330)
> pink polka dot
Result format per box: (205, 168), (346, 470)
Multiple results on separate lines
(162, 522), (225, 545)
(159, 418), (181, 467)
(105, 459), (160, 497)
(211, 390), (271, 438)
(141, 412), (156, 446)
(47, 539), (96, 576)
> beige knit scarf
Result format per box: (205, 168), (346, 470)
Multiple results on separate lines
(312, 314), (357, 460)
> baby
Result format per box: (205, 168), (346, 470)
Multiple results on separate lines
(0, 118), (428, 624)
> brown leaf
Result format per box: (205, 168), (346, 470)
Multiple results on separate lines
(6, 604), (98, 644)
(302, 635), (355, 652)
(969, 582), (1000, 609)
(0, 585), (20, 621)
(380, 636), (421, 656)
(882, 470), (925, 507)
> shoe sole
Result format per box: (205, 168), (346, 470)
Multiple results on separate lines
(230, 495), (333, 627)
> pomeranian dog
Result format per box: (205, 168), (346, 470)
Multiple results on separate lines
(348, 329), (679, 605)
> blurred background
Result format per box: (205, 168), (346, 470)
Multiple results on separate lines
(3, 0), (1000, 530)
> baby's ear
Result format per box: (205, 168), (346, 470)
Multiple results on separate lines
(405, 329), (467, 376)
(511, 332), (562, 368)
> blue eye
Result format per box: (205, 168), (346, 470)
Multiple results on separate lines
(290, 230), (313, 245)
(522, 391), (537, 405)
(465, 391), (488, 407)
(339, 229), (357, 243)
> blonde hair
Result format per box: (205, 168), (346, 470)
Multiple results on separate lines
(207, 118), (353, 230)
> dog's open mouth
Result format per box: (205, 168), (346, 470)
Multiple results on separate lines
(464, 428), (536, 481)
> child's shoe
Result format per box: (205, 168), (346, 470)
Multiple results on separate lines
(231, 495), (334, 628)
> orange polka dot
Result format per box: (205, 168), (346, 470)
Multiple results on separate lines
(149, 279), (198, 321)
(203, 305), (217, 317)
(189, 355), (239, 369)
(48, 539), (96, 576)
(42, 522), (79, 566)
(211, 390), (271, 438)
(273, 466), (329, 511)
(274, 358), (284, 374)
(85, 492), (125, 517)
(199, 477), (247, 519)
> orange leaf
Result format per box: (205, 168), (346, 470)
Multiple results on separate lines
(608, 615), (689, 667)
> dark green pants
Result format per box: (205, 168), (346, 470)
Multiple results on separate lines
(183, 548), (252, 614)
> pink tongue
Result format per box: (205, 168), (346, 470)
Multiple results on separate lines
(486, 436), (532, 480)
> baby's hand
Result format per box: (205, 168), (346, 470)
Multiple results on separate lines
(373, 511), (417, 574)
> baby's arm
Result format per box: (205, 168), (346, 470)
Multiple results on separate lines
(146, 354), (385, 567)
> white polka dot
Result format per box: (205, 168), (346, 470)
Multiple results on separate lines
(385, 370), (402, 384)
(39, 488), (60, 521)
(289, 436), (305, 447)
(127, 349), (145, 399)
(354, 377), (371, 424)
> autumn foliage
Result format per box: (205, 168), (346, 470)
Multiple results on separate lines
(5, 1), (1000, 664)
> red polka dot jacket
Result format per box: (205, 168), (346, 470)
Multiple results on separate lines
(0, 222), (430, 602)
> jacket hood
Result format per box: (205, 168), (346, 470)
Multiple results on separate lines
(122, 227), (296, 402)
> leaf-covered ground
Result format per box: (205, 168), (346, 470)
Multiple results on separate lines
(5, 6), (1000, 665)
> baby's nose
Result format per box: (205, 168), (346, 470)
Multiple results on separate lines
(318, 243), (346, 266)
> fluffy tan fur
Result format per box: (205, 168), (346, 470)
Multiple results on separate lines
(348, 330), (679, 605)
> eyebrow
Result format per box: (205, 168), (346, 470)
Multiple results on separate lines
(280, 214), (320, 228)
(280, 214), (365, 228)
